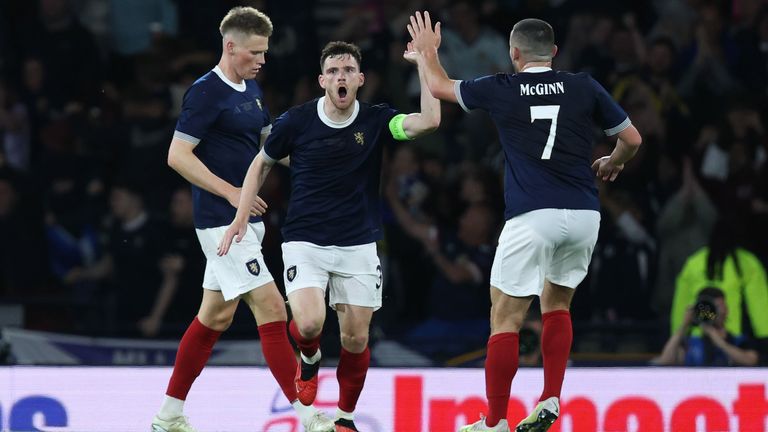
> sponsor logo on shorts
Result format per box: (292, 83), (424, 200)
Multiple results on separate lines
(376, 264), (382, 289)
(287, 265), (297, 282)
(246, 259), (261, 276)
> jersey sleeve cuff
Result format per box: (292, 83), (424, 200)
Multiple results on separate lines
(173, 130), (200, 145)
(604, 117), (631, 136)
(260, 148), (278, 165)
(454, 80), (470, 113)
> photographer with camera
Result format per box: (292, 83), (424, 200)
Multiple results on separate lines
(654, 287), (759, 366)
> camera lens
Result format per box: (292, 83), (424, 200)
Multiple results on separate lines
(693, 298), (717, 325)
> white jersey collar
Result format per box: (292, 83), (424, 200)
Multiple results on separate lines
(317, 96), (359, 129)
(521, 66), (553, 73)
(213, 66), (246, 92)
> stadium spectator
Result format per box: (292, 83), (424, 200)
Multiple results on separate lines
(653, 158), (717, 318)
(671, 217), (768, 341)
(0, 79), (30, 173)
(152, 186), (204, 336)
(106, 0), (178, 84)
(382, 145), (435, 327)
(64, 180), (169, 337)
(655, 287), (761, 366)
(19, 0), (103, 110)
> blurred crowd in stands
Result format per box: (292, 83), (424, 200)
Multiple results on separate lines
(1, 0), (767, 365)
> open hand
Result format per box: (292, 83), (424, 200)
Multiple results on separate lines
(407, 11), (442, 55)
(217, 219), (248, 256)
(227, 187), (268, 216)
(591, 156), (624, 182)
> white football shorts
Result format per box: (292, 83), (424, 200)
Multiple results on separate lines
(195, 222), (274, 301)
(491, 208), (600, 297)
(281, 241), (382, 310)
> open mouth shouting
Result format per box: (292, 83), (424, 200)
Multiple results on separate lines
(338, 85), (348, 101)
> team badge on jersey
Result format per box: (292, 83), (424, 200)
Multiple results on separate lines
(376, 264), (382, 289)
(354, 131), (365, 146)
(287, 265), (297, 282)
(246, 259), (261, 276)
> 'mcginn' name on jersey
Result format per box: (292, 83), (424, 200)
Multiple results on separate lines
(520, 81), (565, 96)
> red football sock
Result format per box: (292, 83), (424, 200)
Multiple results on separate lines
(289, 320), (321, 358)
(540, 310), (572, 401)
(259, 321), (299, 402)
(485, 332), (519, 427)
(166, 317), (222, 400)
(337, 346), (370, 413)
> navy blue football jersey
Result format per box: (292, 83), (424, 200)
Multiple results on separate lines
(263, 97), (399, 246)
(174, 66), (271, 229)
(456, 67), (630, 220)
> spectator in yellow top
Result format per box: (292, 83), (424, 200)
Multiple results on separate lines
(671, 217), (768, 339)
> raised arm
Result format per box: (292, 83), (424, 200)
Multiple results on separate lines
(399, 42), (441, 139)
(217, 152), (273, 256)
(408, 11), (458, 103)
(653, 308), (692, 365)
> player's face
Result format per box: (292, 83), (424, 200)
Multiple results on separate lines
(319, 54), (364, 110)
(230, 34), (269, 80)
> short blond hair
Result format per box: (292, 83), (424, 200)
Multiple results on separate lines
(219, 6), (273, 38)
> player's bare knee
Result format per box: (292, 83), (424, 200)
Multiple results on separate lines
(491, 305), (526, 333)
(266, 302), (288, 321)
(199, 312), (233, 331)
(247, 296), (287, 322)
(340, 331), (368, 353)
(296, 319), (324, 339)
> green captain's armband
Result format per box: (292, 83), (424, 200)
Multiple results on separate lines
(388, 114), (412, 141)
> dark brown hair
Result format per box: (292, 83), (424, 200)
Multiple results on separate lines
(320, 41), (362, 72)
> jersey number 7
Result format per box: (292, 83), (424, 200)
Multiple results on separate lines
(530, 105), (560, 160)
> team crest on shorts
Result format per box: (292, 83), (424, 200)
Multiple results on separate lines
(376, 264), (382, 289)
(287, 265), (297, 282)
(246, 259), (261, 276)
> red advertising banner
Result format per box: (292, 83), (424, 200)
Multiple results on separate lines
(0, 367), (766, 431)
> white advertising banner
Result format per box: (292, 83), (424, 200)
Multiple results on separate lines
(1, 367), (767, 431)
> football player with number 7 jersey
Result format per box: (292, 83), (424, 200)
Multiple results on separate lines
(408, 12), (643, 432)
